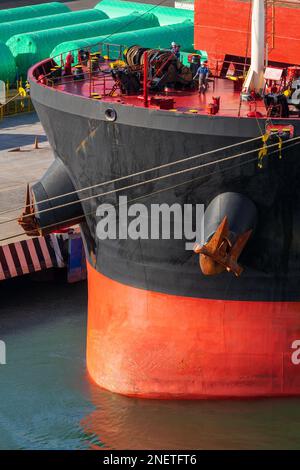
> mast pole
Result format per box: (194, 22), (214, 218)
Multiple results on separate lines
(243, 0), (265, 94)
(251, 0), (265, 90)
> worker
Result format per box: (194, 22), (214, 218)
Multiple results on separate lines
(170, 42), (180, 59)
(193, 61), (210, 93)
(266, 80), (279, 95)
(78, 49), (89, 66)
(64, 52), (74, 76)
(25, 80), (30, 95)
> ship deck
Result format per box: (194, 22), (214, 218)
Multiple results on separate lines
(31, 57), (300, 121)
(52, 69), (267, 119)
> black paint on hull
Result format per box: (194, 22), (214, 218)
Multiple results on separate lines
(29, 79), (300, 302)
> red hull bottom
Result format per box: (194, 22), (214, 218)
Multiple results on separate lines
(86, 263), (300, 399)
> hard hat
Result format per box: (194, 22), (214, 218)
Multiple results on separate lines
(171, 42), (176, 46)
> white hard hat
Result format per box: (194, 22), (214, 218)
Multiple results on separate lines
(171, 42), (176, 46)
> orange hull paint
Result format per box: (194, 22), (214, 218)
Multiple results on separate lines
(86, 263), (300, 399)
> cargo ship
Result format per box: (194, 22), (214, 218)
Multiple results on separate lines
(21, 0), (300, 398)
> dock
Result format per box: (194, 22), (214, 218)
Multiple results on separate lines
(0, 113), (86, 282)
(0, 113), (53, 244)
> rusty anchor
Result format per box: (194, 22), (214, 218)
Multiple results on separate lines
(194, 216), (252, 277)
(18, 184), (40, 237)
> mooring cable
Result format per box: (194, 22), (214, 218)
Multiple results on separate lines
(0, 134), (267, 219)
(12, 136), (300, 222)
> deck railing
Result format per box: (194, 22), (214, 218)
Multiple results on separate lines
(30, 42), (300, 120)
(33, 42), (127, 98)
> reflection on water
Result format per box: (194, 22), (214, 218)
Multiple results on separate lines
(84, 387), (300, 450)
(1, 274), (300, 450)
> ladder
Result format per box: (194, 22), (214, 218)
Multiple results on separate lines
(265, 0), (276, 56)
(109, 80), (121, 97)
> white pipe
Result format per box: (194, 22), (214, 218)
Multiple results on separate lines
(251, 0), (265, 91)
(243, 0), (265, 93)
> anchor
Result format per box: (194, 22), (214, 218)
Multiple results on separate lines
(194, 216), (253, 277)
(18, 184), (40, 237)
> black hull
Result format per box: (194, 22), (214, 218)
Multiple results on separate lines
(29, 79), (300, 302)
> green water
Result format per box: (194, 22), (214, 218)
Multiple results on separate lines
(1, 275), (300, 450)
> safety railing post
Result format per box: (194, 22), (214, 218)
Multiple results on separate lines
(89, 68), (92, 98)
(143, 51), (149, 108)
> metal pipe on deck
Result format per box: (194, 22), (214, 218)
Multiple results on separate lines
(251, 0), (265, 90)
(243, 0), (265, 93)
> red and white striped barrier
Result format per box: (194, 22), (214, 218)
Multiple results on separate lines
(0, 233), (67, 281)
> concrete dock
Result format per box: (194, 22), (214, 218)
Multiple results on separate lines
(0, 113), (54, 245)
(0, 113), (85, 284)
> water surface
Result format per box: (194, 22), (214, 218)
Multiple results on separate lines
(1, 274), (300, 450)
